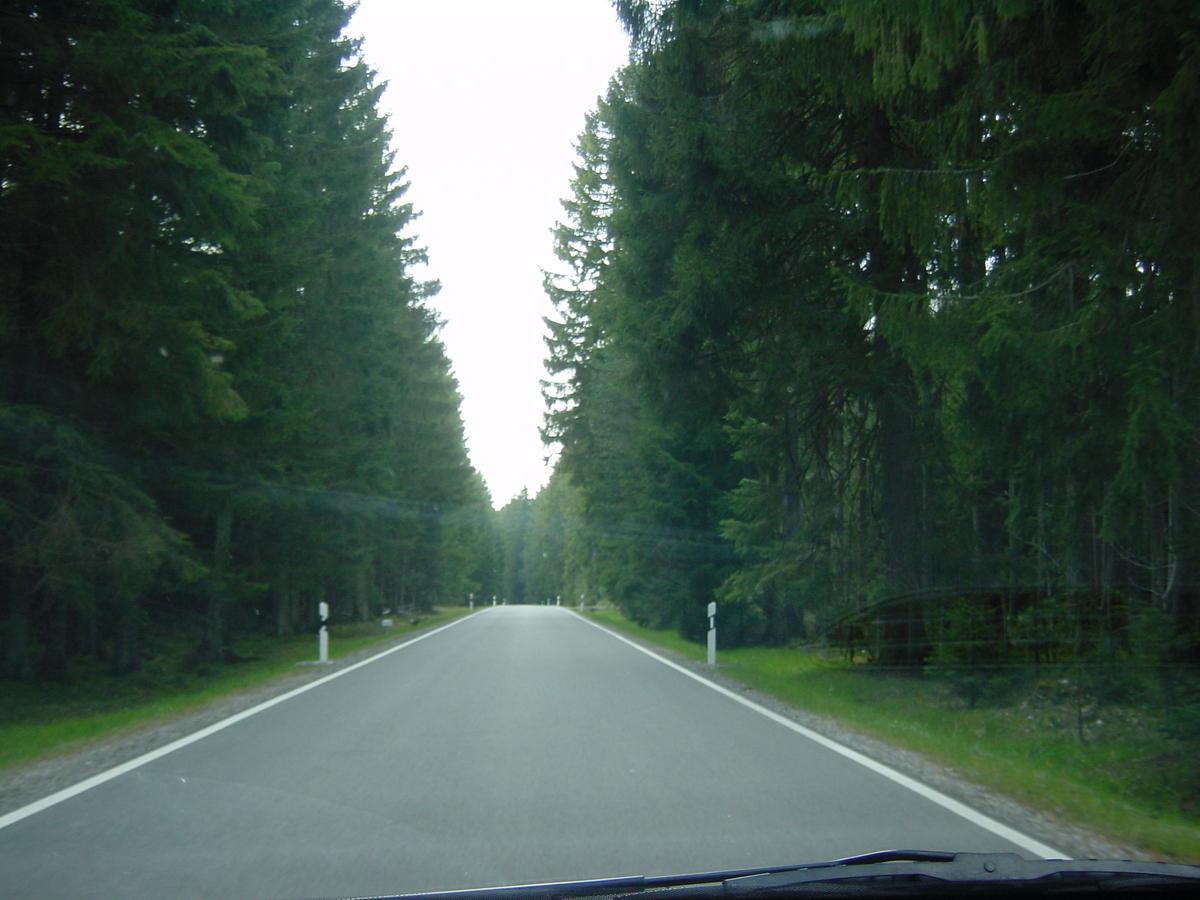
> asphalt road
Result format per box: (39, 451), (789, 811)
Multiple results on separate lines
(0, 606), (1054, 899)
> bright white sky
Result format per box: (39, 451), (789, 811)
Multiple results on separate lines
(350, 1), (630, 507)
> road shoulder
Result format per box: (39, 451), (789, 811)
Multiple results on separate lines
(578, 610), (1147, 862)
(0, 612), (479, 818)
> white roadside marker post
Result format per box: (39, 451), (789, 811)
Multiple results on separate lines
(707, 601), (717, 666)
(318, 601), (329, 663)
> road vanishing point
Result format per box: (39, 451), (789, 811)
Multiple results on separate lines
(0, 606), (1059, 899)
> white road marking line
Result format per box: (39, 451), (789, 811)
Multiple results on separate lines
(575, 611), (1067, 860)
(0, 611), (484, 831)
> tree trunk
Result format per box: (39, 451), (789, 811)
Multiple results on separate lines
(3, 574), (36, 682)
(41, 592), (69, 682)
(111, 600), (141, 675)
(275, 564), (293, 636)
(876, 353), (930, 666)
(203, 506), (233, 663)
(354, 563), (370, 622)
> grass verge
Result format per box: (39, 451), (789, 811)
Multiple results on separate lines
(586, 607), (1200, 863)
(0, 607), (474, 774)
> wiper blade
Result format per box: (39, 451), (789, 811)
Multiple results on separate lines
(350, 864), (817, 900)
(642, 852), (1200, 899)
(352, 855), (925, 900)
(353, 852), (1200, 900)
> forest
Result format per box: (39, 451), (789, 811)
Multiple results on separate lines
(528, 0), (1200, 674)
(7, 0), (1200, 692)
(1, 0), (494, 683)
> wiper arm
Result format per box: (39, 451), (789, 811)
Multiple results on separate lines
(357, 852), (1200, 900)
(357, 855), (939, 900)
(632, 852), (1200, 899)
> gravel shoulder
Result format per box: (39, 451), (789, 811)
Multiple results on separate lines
(1, 609), (1147, 861)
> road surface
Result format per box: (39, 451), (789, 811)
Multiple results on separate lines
(0, 606), (1054, 899)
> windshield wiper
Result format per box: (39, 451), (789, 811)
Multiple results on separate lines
(711, 850), (1200, 897)
(355, 851), (1200, 900)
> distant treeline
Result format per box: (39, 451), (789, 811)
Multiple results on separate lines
(1, 0), (493, 682)
(526, 0), (1200, 664)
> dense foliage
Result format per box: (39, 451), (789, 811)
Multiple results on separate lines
(540, 0), (1200, 665)
(1, 0), (492, 682)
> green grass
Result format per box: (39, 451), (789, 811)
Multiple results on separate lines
(0, 607), (474, 773)
(586, 608), (1200, 863)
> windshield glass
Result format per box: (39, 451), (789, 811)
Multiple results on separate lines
(2, 1), (1198, 898)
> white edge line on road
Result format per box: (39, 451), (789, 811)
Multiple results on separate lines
(574, 611), (1067, 861)
(0, 610), (488, 832)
